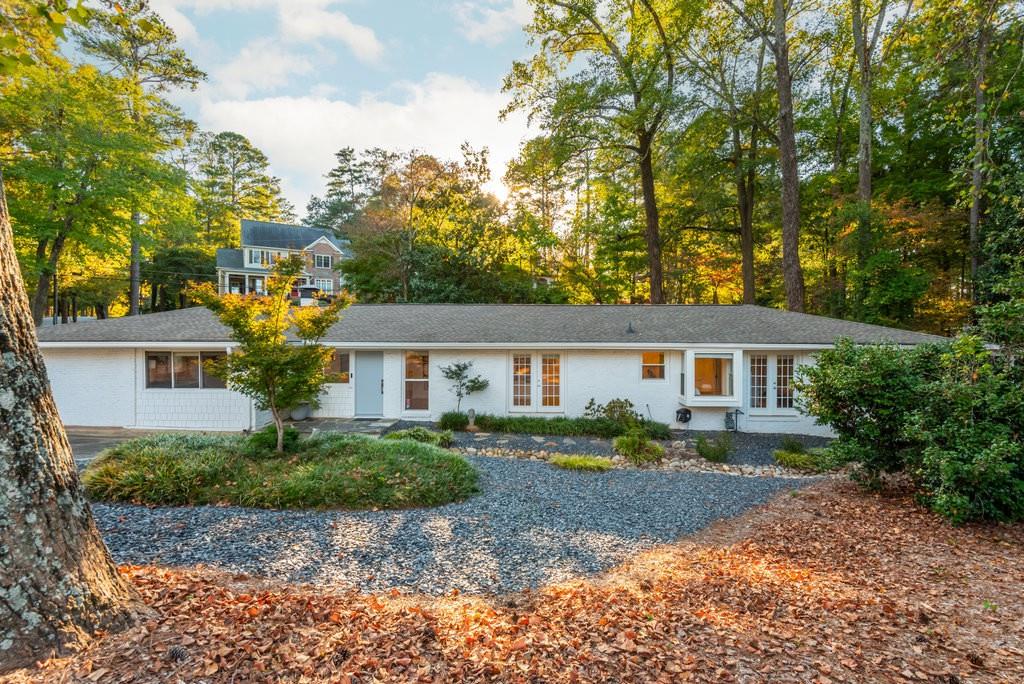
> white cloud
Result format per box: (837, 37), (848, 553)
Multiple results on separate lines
(149, 0), (383, 64)
(149, 0), (199, 43)
(213, 40), (313, 98)
(195, 73), (531, 210)
(278, 2), (384, 64)
(453, 0), (532, 45)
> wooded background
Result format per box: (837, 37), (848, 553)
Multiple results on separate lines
(4, 0), (1024, 335)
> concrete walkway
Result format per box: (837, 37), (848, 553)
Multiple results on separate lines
(286, 417), (398, 436)
(66, 427), (154, 467)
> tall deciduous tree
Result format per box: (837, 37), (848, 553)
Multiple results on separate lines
(0, 61), (165, 323)
(505, 0), (696, 303)
(0, 1), (141, 671)
(724, 0), (808, 311)
(75, 0), (204, 315)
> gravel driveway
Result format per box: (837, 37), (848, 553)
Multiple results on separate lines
(94, 455), (805, 596)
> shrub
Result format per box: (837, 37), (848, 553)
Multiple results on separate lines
(247, 424), (300, 455)
(83, 432), (478, 510)
(438, 411), (470, 431)
(909, 336), (1024, 523)
(795, 338), (941, 483)
(778, 435), (807, 454)
(549, 455), (614, 472)
(774, 447), (831, 472)
(383, 427), (454, 448)
(613, 429), (664, 465)
(695, 433), (733, 463)
(643, 421), (673, 440)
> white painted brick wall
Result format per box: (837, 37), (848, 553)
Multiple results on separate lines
(42, 348), (136, 427)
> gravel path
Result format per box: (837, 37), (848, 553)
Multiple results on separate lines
(94, 456), (806, 596)
(676, 431), (833, 466)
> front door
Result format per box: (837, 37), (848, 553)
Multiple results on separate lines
(354, 351), (384, 417)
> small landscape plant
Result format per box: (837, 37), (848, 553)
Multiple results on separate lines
(778, 435), (806, 454)
(439, 361), (489, 412)
(613, 428), (664, 465)
(774, 447), (829, 472)
(696, 433), (733, 463)
(246, 424), (300, 455)
(383, 426), (453, 448)
(438, 411), (470, 431)
(549, 454), (614, 472)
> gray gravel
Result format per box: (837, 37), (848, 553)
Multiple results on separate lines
(93, 455), (806, 596)
(677, 431), (833, 466)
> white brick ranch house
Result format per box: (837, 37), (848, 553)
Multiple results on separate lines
(36, 304), (943, 436)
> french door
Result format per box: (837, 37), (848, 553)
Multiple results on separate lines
(510, 352), (562, 412)
(748, 353), (797, 414)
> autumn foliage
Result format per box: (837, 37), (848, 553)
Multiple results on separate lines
(5, 482), (1022, 683)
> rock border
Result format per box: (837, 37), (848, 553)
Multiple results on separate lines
(454, 441), (825, 479)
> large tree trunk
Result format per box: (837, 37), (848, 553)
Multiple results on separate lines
(637, 132), (665, 304)
(0, 171), (139, 672)
(30, 233), (68, 325)
(128, 211), (141, 316)
(772, 0), (806, 312)
(969, 9), (992, 300)
(733, 124), (757, 305)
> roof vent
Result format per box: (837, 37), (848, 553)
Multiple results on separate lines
(626, 321), (636, 334)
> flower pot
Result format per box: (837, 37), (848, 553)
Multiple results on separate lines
(290, 403), (312, 421)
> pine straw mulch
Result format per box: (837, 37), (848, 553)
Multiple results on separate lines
(5, 480), (1024, 684)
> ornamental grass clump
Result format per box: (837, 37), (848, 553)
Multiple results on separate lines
(383, 427), (454, 448)
(549, 455), (614, 472)
(695, 434), (733, 463)
(613, 429), (664, 465)
(83, 432), (478, 510)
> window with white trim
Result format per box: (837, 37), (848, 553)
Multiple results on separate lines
(641, 351), (665, 380)
(541, 354), (561, 407)
(776, 354), (795, 409)
(314, 278), (334, 293)
(314, 254), (332, 269)
(146, 351), (226, 389)
(694, 354), (733, 396)
(749, 354), (768, 408)
(325, 350), (350, 383)
(404, 351), (429, 410)
(509, 352), (562, 411)
(512, 353), (531, 407)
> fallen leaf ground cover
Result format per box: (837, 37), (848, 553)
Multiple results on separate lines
(4, 480), (1022, 683)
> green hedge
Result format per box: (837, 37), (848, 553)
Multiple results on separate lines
(438, 411), (671, 440)
(83, 432), (478, 510)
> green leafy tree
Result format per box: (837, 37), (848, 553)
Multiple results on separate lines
(439, 361), (491, 412)
(193, 131), (296, 240)
(505, 0), (698, 304)
(0, 60), (170, 323)
(142, 246), (214, 311)
(74, 0), (204, 314)
(191, 255), (346, 452)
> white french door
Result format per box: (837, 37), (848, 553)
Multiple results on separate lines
(510, 352), (562, 413)
(747, 353), (797, 414)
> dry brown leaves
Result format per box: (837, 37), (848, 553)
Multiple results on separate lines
(4, 481), (1023, 683)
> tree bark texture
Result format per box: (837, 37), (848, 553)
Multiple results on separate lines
(969, 8), (992, 298)
(128, 212), (141, 316)
(638, 133), (665, 304)
(0, 170), (139, 673)
(772, 0), (807, 312)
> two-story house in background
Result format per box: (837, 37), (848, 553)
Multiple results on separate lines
(215, 219), (350, 298)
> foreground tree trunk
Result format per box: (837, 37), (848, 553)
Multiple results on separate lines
(0, 171), (139, 673)
(772, 0), (807, 312)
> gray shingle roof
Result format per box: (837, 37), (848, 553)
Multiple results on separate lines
(215, 248), (245, 270)
(38, 307), (231, 343)
(241, 219), (348, 252)
(37, 304), (946, 346)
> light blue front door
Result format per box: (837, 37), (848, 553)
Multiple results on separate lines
(354, 351), (384, 416)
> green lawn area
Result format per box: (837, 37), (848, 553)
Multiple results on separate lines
(82, 432), (479, 510)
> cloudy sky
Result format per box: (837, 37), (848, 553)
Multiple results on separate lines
(148, 0), (534, 213)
